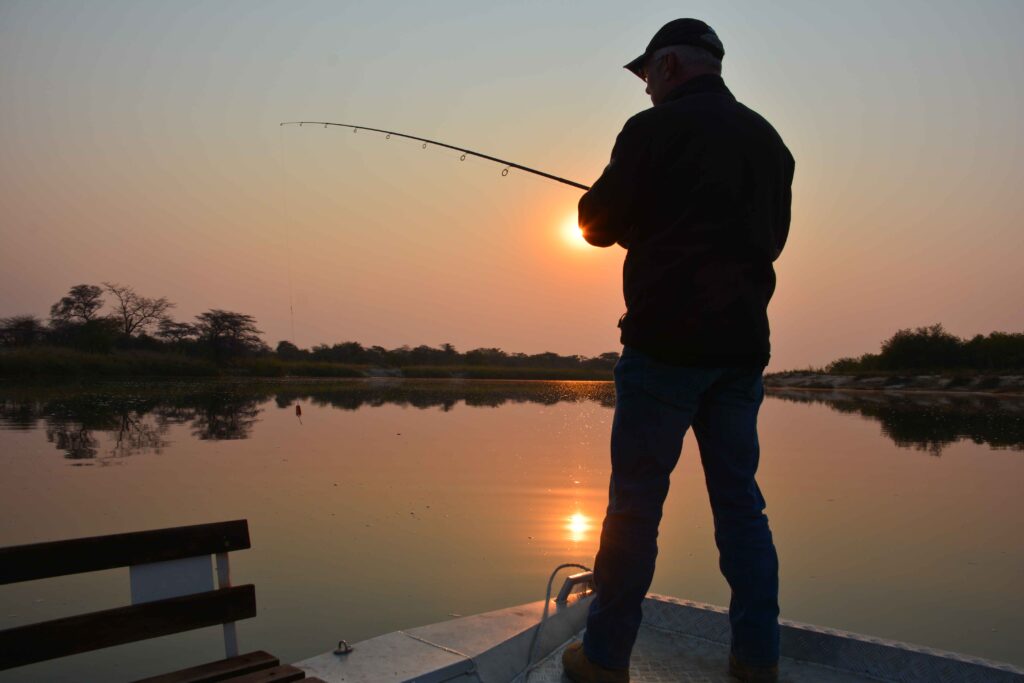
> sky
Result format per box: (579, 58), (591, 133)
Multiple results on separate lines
(1, 0), (1022, 370)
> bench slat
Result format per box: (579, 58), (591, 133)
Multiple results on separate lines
(0, 585), (256, 671)
(220, 664), (306, 682)
(0, 520), (250, 585)
(133, 650), (279, 683)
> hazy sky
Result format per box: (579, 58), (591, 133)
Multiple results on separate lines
(2, 0), (1022, 370)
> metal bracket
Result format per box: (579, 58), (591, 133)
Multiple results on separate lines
(555, 570), (594, 605)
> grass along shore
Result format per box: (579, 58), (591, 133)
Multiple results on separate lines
(0, 347), (612, 381)
(763, 369), (1024, 394)
(4, 347), (1022, 390)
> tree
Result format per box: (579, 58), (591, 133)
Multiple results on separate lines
(583, 351), (621, 370)
(49, 284), (104, 325)
(156, 319), (196, 344)
(48, 316), (120, 352)
(964, 331), (1024, 370)
(103, 282), (174, 336)
(0, 315), (46, 347)
(878, 324), (963, 370)
(465, 347), (507, 366)
(276, 340), (307, 360)
(193, 309), (267, 360)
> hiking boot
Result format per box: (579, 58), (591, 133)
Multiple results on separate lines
(729, 652), (779, 682)
(561, 641), (630, 683)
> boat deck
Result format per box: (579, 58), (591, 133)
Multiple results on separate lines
(297, 593), (1024, 682)
(528, 625), (874, 682)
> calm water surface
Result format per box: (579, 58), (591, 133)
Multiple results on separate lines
(1, 380), (1022, 681)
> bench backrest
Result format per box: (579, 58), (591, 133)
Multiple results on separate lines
(0, 519), (255, 671)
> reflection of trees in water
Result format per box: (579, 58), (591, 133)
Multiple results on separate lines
(0, 381), (616, 461)
(0, 399), (38, 430)
(188, 394), (261, 441)
(272, 380), (617, 412)
(10, 382), (1021, 461)
(110, 412), (172, 458)
(0, 392), (262, 459)
(769, 389), (1024, 456)
(39, 395), (175, 461)
(46, 424), (99, 460)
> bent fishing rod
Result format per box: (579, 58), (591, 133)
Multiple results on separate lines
(280, 121), (591, 192)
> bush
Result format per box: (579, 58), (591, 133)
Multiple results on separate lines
(878, 324), (963, 370)
(228, 357), (363, 378)
(824, 325), (1024, 374)
(47, 319), (121, 353)
(0, 347), (218, 378)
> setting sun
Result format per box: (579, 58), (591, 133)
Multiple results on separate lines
(562, 214), (589, 249)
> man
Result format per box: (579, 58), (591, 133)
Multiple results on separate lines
(563, 19), (794, 683)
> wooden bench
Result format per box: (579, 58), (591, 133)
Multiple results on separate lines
(0, 520), (324, 682)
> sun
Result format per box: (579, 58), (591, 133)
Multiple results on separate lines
(561, 214), (589, 249)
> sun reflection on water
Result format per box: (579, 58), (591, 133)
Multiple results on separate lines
(567, 511), (592, 543)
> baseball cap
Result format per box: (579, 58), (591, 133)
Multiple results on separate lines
(623, 19), (725, 79)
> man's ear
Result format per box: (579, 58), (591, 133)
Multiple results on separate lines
(663, 51), (680, 79)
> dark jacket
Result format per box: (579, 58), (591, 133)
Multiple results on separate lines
(579, 74), (794, 367)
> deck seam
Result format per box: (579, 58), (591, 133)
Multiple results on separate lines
(399, 630), (476, 661)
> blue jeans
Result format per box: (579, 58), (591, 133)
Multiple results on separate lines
(583, 346), (779, 668)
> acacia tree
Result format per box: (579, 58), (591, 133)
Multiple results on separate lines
(49, 284), (104, 326)
(103, 282), (174, 336)
(156, 319), (196, 344)
(154, 317), (196, 348)
(193, 309), (267, 360)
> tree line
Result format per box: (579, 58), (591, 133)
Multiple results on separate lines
(827, 324), (1024, 373)
(278, 340), (619, 370)
(0, 283), (265, 362)
(5, 289), (1022, 374)
(0, 283), (619, 371)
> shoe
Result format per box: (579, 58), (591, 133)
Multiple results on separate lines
(729, 652), (779, 682)
(561, 641), (630, 683)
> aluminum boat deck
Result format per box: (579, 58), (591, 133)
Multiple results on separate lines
(296, 593), (1024, 682)
(529, 625), (871, 682)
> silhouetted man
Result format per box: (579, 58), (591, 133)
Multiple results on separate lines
(563, 19), (794, 683)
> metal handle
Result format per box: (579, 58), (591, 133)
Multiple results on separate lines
(555, 570), (594, 605)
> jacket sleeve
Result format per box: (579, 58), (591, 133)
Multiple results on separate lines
(772, 148), (795, 260)
(578, 115), (651, 248)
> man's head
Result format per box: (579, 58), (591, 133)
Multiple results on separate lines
(624, 19), (724, 105)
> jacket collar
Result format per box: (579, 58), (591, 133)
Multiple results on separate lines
(662, 74), (732, 104)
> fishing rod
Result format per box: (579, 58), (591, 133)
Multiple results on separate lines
(279, 121), (591, 191)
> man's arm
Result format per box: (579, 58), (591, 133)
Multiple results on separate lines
(578, 115), (651, 248)
(772, 149), (795, 260)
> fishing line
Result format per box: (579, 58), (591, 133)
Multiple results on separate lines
(521, 562), (593, 681)
(279, 121), (590, 191)
(278, 125), (297, 344)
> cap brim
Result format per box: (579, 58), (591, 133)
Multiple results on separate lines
(623, 53), (647, 79)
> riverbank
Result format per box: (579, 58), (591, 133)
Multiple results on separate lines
(0, 347), (612, 381)
(7, 348), (1024, 392)
(764, 371), (1024, 395)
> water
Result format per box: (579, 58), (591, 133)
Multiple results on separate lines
(1, 380), (1022, 681)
